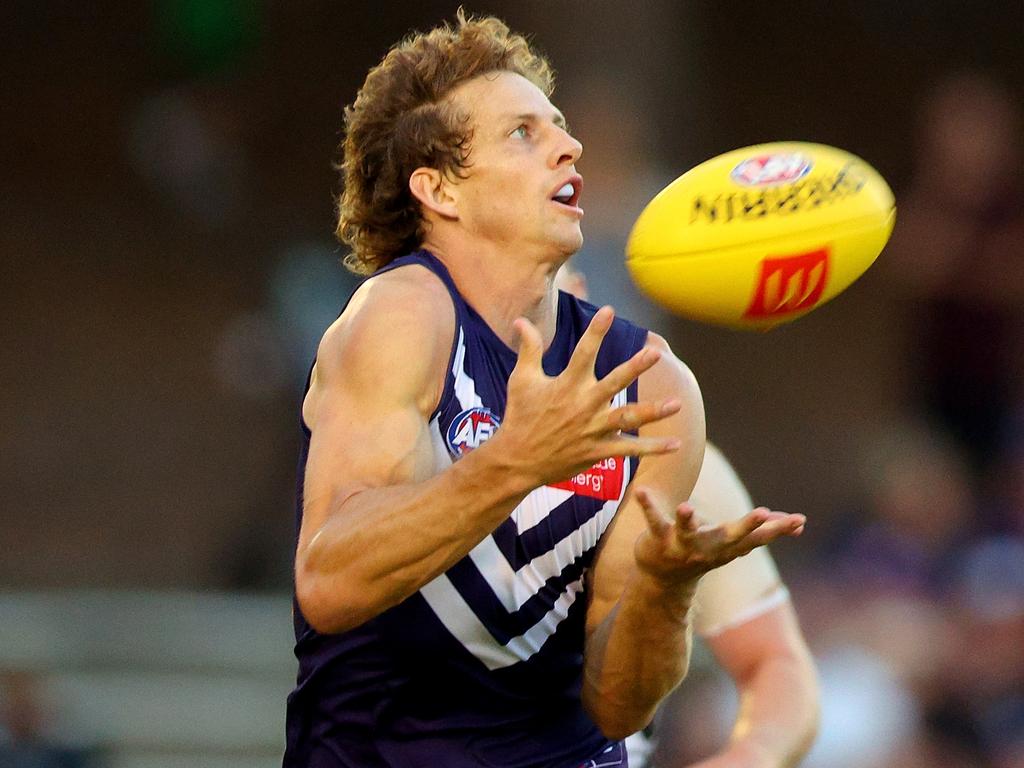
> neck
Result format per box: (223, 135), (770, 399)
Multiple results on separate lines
(423, 238), (565, 349)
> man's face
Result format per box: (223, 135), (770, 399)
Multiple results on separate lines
(446, 71), (584, 260)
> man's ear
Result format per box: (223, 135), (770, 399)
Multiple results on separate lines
(409, 167), (459, 220)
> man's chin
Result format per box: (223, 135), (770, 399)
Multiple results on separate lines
(554, 228), (584, 257)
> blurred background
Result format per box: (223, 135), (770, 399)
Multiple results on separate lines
(2, 1), (1023, 766)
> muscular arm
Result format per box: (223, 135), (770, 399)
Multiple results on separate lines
(297, 281), (679, 634)
(296, 267), (533, 633)
(582, 349), (807, 740)
(581, 333), (706, 738)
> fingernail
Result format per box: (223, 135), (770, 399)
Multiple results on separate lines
(661, 399), (680, 415)
(665, 439), (681, 450)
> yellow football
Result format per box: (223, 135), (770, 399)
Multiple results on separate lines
(625, 142), (895, 330)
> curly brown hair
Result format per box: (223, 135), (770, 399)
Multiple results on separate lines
(336, 10), (555, 274)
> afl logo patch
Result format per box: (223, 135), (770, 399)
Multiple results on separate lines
(446, 407), (501, 457)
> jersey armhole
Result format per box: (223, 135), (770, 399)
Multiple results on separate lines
(428, 309), (461, 423)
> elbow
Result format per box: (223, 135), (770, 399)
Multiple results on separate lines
(582, 693), (657, 742)
(591, 711), (655, 743)
(294, 565), (373, 635)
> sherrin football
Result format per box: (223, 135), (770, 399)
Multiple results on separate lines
(625, 142), (895, 330)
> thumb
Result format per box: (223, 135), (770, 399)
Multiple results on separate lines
(512, 317), (544, 372)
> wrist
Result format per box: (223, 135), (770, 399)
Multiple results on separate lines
(634, 559), (701, 597)
(630, 570), (699, 619)
(469, 429), (543, 495)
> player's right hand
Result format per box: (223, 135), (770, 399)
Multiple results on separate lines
(490, 306), (683, 488)
(632, 488), (806, 586)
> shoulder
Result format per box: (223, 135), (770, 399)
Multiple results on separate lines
(309, 264), (456, 419)
(638, 331), (701, 403)
(321, 264), (453, 356)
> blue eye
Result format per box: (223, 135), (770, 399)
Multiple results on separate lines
(511, 124), (529, 139)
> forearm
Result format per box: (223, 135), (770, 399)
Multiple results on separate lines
(297, 439), (534, 633)
(723, 651), (820, 768)
(582, 573), (698, 739)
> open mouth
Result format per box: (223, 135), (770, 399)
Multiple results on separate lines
(550, 175), (583, 209)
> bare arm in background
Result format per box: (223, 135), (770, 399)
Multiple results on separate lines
(672, 444), (820, 768)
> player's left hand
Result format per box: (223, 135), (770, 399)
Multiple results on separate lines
(631, 487), (805, 587)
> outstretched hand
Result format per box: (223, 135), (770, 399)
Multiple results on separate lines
(632, 487), (806, 586)
(494, 306), (684, 487)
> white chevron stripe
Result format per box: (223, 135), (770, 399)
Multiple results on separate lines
(612, 387), (628, 410)
(510, 484), (574, 532)
(504, 576), (585, 662)
(451, 327), (483, 410)
(419, 571), (587, 670)
(425, 338), (639, 667)
(419, 445), (634, 667)
(420, 575), (520, 669)
(468, 491), (625, 612)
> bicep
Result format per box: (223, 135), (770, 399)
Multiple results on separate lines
(297, 271), (453, 552)
(300, 378), (437, 552)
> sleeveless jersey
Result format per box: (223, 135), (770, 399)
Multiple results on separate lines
(284, 251), (648, 768)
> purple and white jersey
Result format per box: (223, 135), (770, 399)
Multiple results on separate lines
(285, 251), (647, 768)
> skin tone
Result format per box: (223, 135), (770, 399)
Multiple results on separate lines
(555, 268), (820, 767)
(297, 70), (806, 741)
(694, 601), (819, 768)
(677, 445), (819, 768)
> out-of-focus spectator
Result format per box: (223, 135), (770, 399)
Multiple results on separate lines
(933, 537), (1024, 767)
(884, 71), (1024, 469)
(0, 671), (103, 768)
(831, 420), (975, 599)
(984, 410), (1024, 539)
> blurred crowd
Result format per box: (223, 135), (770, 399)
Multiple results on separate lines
(652, 72), (1024, 768)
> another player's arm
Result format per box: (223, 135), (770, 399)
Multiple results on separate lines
(683, 444), (819, 768)
(581, 337), (806, 739)
(692, 602), (819, 768)
(297, 280), (678, 634)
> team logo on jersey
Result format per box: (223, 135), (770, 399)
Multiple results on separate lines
(446, 407), (501, 457)
(731, 153), (813, 187)
(744, 247), (830, 318)
(550, 457), (625, 501)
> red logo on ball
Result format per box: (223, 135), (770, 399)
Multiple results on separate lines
(745, 248), (830, 318)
